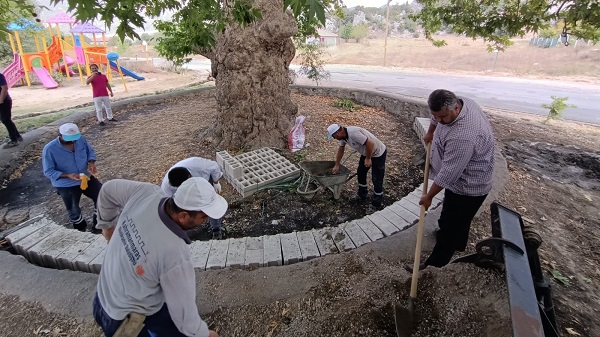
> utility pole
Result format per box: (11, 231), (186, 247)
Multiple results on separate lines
(383, 0), (391, 67)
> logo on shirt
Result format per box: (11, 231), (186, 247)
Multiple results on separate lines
(118, 216), (149, 272)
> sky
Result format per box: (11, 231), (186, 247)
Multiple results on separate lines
(342, 0), (409, 8)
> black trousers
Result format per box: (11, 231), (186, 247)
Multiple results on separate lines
(425, 189), (487, 268)
(357, 149), (387, 207)
(0, 99), (21, 141)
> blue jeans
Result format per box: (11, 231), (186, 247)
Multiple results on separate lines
(55, 176), (102, 227)
(93, 293), (186, 337)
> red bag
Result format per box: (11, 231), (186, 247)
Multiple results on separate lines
(288, 115), (306, 152)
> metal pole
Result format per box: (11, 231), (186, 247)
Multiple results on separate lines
(383, 0), (391, 67)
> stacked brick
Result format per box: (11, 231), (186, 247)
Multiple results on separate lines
(216, 147), (300, 197)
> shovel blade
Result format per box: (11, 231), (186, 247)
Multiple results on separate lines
(394, 301), (415, 337)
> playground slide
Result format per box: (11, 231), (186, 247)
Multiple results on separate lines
(2, 53), (24, 88)
(32, 67), (59, 89)
(56, 55), (77, 76)
(109, 61), (145, 81)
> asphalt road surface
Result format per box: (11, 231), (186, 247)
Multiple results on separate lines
(185, 61), (599, 125)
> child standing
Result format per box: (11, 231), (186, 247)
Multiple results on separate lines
(86, 64), (116, 126)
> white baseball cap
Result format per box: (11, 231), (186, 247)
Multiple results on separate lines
(173, 177), (228, 219)
(59, 123), (81, 141)
(327, 124), (341, 140)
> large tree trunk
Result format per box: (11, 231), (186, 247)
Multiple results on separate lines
(210, 0), (298, 150)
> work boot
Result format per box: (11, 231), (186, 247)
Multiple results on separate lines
(212, 229), (223, 240)
(17, 135), (23, 142)
(404, 262), (427, 273)
(73, 219), (88, 232)
(2, 140), (18, 148)
(349, 194), (367, 203)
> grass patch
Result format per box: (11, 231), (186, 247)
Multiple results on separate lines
(0, 110), (74, 139)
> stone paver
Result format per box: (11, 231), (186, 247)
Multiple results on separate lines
(296, 231), (320, 261)
(13, 223), (59, 258)
(244, 236), (264, 268)
(263, 234), (282, 267)
(312, 228), (339, 256)
(387, 203), (419, 224)
(55, 232), (99, 270)
(397, 199), (422, 217)
(354, 217), (384, 241)
(328, 226), (356, 252)
(226, 238), (247, 268)
(41, 230), (86, 269)
(377, 208), (411, 231)
(340, 221), (371, 247)
(206, 239), (230, 270)
(73, 236), (106, 273)
(27, 227), (71, 267)
(367, 212), (400, 237)
(280, 232), (302, 265)
(190, 240), (212, 270)
(90, 248), (107, 274)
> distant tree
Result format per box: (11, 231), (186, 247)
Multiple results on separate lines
(296, 40), (330, 86)
(415, 0), (600, 51)
(339, 23), (353, 40)
(351, 23), (369, 42)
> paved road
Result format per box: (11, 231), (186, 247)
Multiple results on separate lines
(185, 61), (599, 124)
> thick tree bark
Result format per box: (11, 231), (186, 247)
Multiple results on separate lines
(210, 0), (299, 151)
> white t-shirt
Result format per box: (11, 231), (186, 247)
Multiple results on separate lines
(96, 179), (209, 337)
(339, 126), (386, 157)
(161, 157), (223, 197)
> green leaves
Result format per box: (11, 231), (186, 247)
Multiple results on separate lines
(414, 0), (600, 49)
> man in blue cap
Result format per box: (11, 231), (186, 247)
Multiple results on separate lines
(42, 123), (102, 232)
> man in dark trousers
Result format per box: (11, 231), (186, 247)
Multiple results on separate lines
(406, 89), (495, 272)
(0, 72), (23, 148)
(327, 123), (387, 209)
(42, 123), (102, 232)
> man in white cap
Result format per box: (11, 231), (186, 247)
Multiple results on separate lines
(327, 124), (387, 209)
(42, 122), (101, 232)
(93, 177), (227, 337)
(161, 157), (225, 239)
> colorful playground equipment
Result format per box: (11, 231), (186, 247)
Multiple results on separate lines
(1, 13), (144, 91)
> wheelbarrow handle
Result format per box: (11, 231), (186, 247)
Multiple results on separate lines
(345, 173), (357, 182)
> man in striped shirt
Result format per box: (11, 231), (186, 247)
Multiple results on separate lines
(407, 89), (495, 271)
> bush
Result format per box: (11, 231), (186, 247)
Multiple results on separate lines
(541, 96), (576, 123)
(333, 99), (361, 112)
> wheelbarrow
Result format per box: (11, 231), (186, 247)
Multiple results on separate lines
(297, 161), (356, 200)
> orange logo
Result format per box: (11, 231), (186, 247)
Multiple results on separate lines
(136, 265), (144, 276)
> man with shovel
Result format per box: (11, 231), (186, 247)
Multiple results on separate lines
(406, 89), (495, 272)
(327, 124), (387, 210)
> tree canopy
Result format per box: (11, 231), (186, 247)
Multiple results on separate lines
(415, 0), (600, 50)
(0, 1), (37, 36)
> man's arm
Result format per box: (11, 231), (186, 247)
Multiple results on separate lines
(161, 261), (212, 337)
(363, 138), (375, 168)
(0, 84), (8, 103)
(106, 79), (113, 97)
(85, 73), (95, 85)
(424, 123), (437, 144)
(332, 145), (345, 173)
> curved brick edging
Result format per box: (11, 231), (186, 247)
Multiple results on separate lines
(1, 86), (508, 273)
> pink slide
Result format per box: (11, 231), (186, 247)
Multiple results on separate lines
(56, 55), (77, 76)
(32, 67), (59, 89)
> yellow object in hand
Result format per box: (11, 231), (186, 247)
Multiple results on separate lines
(80, 174), (90, 190)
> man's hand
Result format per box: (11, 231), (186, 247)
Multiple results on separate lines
(424, 131), (434, 144)
(332, 164), (340, 174)
(209, 331), (219, 337)
(88, 162), (97, 175)
(419, 194), (433, 211)
(66, 173), (82, 181)
(110, 92), (114, 97)
(364, 158), (372, 168)
(213, 182), (222, 194)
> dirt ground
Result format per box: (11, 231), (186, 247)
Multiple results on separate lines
(0, 88), (599, 336)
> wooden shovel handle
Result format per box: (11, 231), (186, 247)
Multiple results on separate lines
(409, 141), (432, 299)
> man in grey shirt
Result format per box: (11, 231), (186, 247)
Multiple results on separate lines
(94, 177), (226, 337)
(407, 89), (495, 271)
(327, 124), (387, 209)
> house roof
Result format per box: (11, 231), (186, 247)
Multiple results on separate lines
(317, 29), (338, 37)
(47, 12), (76, 24)
(70, 22), (105, 34)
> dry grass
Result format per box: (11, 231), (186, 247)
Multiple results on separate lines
(322, 36), (600, 81)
